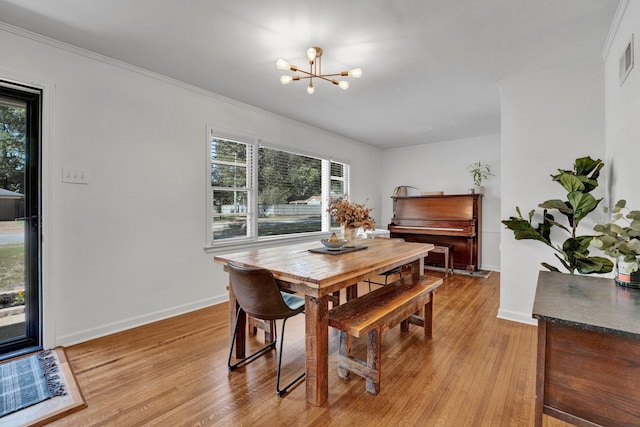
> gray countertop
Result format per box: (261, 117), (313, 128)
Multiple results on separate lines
(532, 270), (640, 339)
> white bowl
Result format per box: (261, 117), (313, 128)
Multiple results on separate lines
(320, 238), (347, 250)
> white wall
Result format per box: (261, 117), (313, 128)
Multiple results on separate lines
(380, 134), (501, 271)
(605, 1), (640, 207)
(0, 25), (382, 346)
(499, 62), (606, 324)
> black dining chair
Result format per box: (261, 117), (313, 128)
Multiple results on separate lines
(366, 238), (405, 291)
(226, 262), (306, 397)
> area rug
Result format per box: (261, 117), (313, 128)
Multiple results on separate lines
(0, 350), (65, 417)
(0, 347), (86, 427)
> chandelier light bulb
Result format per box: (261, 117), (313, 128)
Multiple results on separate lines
(280, 75), (293, 85)
(276, 59), (291, 70)
(307, 82), (315, 94)
(338, 81), (349, 90)
(307, 47), (317, 62)
(348, 68), (363, 78)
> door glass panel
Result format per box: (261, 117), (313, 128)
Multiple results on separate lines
(0, 97), (26, 343)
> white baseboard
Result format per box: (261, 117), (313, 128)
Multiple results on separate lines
(56, 293), (229, 347)
(497, 308), (538, 326)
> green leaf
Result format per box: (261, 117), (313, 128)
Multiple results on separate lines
(610, 223), (624, 234)
(563, 237), (588, 257)
(555, 173), (585, 193)
(543, 216), (571, 234)
(538, 211), (555, 243)
(576, 256), (614, 274)
(539, 199), (573, 215)
(628, 210), (640, 221)
(615, 199), (627, 210)
(574, 156), (602, 176)
(567, 192), (600, 223)
(627, 239), (640, 254)
(501, 217), (550, 244)
(541, 262), (560, 272)
(592, 234), (617, 248)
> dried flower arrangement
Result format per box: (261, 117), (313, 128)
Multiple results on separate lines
(328, 198), (376, 230)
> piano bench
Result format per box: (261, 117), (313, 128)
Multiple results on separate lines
(328, 275), (443, 394)
(431, 245), (454, 277)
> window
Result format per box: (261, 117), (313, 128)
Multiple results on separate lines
(208, 129), (349, 246)
(210, 136), (251, 240)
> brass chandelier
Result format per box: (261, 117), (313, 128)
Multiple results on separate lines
(276, 47), (362, 94)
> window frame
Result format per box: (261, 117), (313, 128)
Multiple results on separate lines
(205, 126), (349, 252)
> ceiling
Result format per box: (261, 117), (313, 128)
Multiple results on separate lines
(0, 0), (620, 149)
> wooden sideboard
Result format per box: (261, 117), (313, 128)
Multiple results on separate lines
(532, 271), (640, 426)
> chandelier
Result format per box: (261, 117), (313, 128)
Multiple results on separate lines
(276, 47), (362, 94)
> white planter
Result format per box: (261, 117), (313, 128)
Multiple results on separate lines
(472, 185), (484, 195)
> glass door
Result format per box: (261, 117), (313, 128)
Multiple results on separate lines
(0, 82), (41, 357)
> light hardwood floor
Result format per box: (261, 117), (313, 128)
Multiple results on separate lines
(48, 271), (571, 426)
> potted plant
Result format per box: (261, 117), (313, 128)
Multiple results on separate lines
(467, 161), (493, 194)
(327, 198), (375, 247)
(502, 156), (613, 275)
(591, 199), (640, 287)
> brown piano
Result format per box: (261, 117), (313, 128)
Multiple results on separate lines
(388, 194), (482, 272)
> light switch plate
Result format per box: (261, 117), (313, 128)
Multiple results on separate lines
(62, 167), (89, 184)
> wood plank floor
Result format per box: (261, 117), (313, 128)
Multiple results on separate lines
(47, 272), (572, 426)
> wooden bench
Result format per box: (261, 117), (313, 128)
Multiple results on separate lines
(328, 275), (443, 394)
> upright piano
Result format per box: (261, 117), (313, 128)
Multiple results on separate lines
(388, 194), (482, 271)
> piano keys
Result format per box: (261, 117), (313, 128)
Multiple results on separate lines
(388, 194), (482, 272)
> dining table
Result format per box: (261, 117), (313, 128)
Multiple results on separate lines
(214, 237), (433, 406)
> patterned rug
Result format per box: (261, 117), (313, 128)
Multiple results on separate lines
(0, 350), (66, 418)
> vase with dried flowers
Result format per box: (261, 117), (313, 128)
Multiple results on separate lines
(328, 198), (376, 247)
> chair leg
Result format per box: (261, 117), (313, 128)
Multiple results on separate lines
(227, 307), (276, 371)
(384, 269), (402, 285)
(275, 317), (306, 397)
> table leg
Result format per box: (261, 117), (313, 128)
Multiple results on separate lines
(403, 256), (426, 331)
(346, 284), (358, 301)
(305, 295), (329, 406)
(411, 256), (425, 278)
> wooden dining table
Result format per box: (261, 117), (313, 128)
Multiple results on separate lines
(214, 238), (433, 406)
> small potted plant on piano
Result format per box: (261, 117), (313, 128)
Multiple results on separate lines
(468, 161), (493, 194)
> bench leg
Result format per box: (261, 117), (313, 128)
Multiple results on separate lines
(338, 331), (351, 380)
(366, 328), (381, 395)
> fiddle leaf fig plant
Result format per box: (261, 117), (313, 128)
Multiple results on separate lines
(501, 156), (613, 275)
